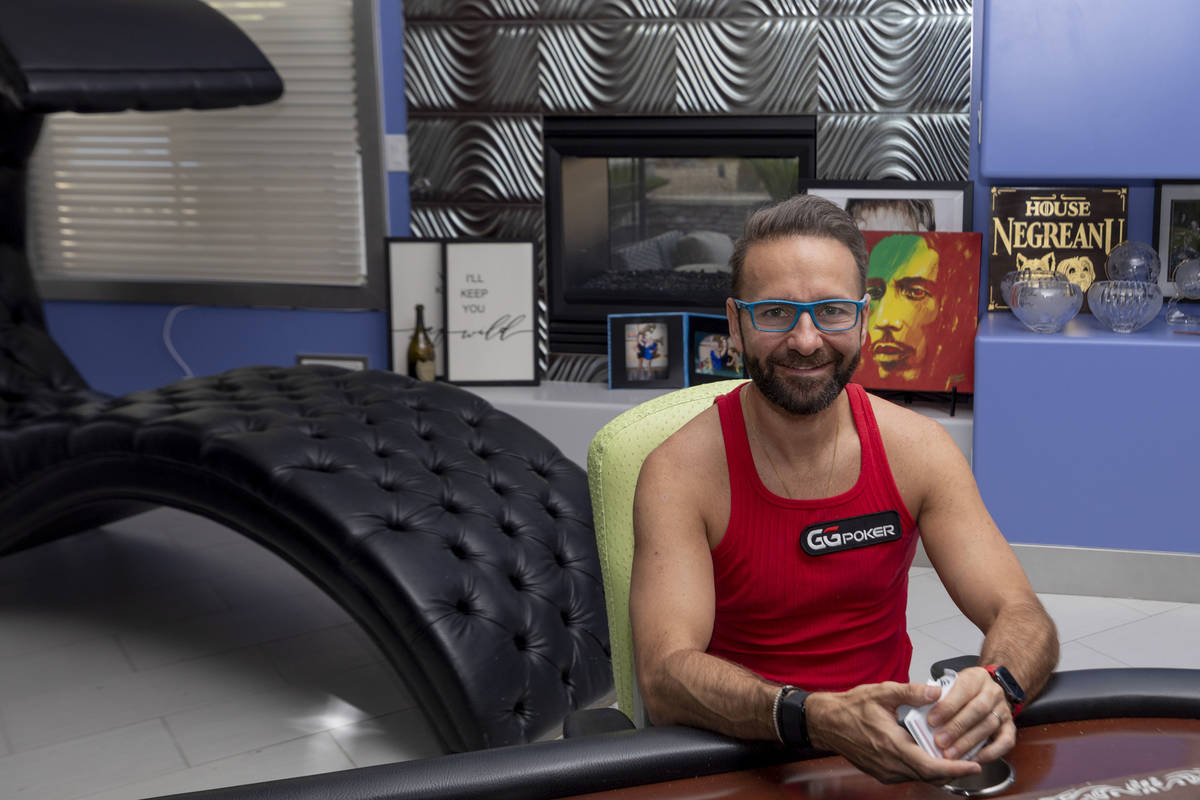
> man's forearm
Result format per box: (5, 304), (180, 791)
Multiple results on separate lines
(978, 599), (1059, 701)
(642, 649), (781, 741)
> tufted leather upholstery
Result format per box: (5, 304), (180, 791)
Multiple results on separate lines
(1, 367), (613, 751)
(0, 0), (613, 752)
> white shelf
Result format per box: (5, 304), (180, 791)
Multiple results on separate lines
(472, 381), (972, 469)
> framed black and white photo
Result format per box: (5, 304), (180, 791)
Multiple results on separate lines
(686, 313), (744, 386)
(1154, 180), (1200, 297)
(607, 313), (686, 389)
(801, 180), (973, 233)
(386, 238), (445, 377)
(442, 240), (538, 385)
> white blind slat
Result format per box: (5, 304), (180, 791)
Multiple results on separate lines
(30, 0), (366, 286)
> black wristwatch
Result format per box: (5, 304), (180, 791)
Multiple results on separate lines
(984, 665), (1026, 715)
(777, 687), (813, 748)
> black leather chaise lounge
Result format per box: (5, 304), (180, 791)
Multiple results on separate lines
(0, 0), (612, 754)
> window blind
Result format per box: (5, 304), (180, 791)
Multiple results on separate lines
(29, 0), (367, 287)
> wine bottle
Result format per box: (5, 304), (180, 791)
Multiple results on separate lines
(407, 304), (436, 381)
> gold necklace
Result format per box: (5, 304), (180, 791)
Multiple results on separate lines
(748, 398), (841, 498)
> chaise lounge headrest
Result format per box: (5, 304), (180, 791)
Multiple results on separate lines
(0, 0), (283, 113)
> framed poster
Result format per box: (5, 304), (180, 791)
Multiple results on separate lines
(801, 180), (973, 233)
(687, 313), (744, 386)
(442, 240), (538, 386)
(987, 186), (1129, 312)
(1154, 180), (1200, 297)
(607, 313), (686, 389)
(387, 238), (445, 377)
(853, 231), (982, 394)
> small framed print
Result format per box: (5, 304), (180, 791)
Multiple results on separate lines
(386, 238), (446, 377)
(687, 313), (744, 386)
(442, 240), (538, 386)
(1154, 180), (1200, 297)
(801, 180), (973, 233)
(608, 313), (686, 389)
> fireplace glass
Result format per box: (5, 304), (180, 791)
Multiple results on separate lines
(545, 116), (816, 353)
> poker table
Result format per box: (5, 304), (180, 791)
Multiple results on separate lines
(152, 668), (1200, 800)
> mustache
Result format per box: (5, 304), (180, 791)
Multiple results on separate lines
(767, 353), (836, 370)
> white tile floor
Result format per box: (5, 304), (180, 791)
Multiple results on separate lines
(2, 509), (1199, 799)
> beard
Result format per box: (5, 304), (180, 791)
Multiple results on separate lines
(744, 343), (861, 416)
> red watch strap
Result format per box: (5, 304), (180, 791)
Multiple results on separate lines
(984, 665), (1023, 716)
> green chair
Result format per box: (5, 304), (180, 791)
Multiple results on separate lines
(587, 379), (747, 725)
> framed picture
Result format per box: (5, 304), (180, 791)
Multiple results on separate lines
(608, 313), (686, 389)
(854, 231), (983, 394)
(387, 238), (446, 377)
(987, 186), (1128, 312)
(687, 313), (744, 385)
(1154, 180), (1200, 297)
(801, 180), (973, 233)
(442, 240), (538, 386)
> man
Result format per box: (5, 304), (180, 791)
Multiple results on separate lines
(629, 194), (1058, 784)
(865, 233), (974, 391)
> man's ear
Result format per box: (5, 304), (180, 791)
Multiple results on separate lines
(725, 298), (743, 353)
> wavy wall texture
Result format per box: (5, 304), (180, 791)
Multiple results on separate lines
(401, 1), (973, 359)
(676, 19), (818, 113)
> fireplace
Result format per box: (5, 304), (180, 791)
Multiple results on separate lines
(544, 116), (817, 354)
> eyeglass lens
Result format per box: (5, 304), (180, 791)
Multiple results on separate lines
(752, 301), (859, 331)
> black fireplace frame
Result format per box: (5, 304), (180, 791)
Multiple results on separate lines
(544, 115), (818, 354)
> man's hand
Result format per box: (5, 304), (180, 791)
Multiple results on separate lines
(926, 666), (1015, 762)
(806, 682), (986, 784)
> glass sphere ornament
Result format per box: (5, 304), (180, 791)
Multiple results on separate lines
(1086, 280), (1162, 333)
(1010, 278), (1083, 334)
(1175, 258), (1200, 298)
(1105, 241), (1161, 283)
(1166, 258), (1200, 325)
(1000, 268), (1067, 307)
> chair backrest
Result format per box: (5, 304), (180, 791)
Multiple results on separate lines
(586, 379), (746, 722)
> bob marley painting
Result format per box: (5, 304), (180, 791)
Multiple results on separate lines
(854, 231), (982, 394)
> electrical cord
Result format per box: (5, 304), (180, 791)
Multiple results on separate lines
(163, 304), (196, 378)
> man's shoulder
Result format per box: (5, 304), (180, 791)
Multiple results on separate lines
(863, 390), (958, 457)
(640, 403), (726, 484)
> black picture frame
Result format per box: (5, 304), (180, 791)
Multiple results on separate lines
(687, 313), (744, 386)
(800, 180), (974, 233)
(442, 240), (539, 386)
(607, 313), (686, 389)
(1153, 180), (1200, 297)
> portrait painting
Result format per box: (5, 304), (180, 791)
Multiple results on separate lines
(853, 231), (983, 394)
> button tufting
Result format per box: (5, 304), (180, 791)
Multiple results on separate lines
(514, 634), (527, 650)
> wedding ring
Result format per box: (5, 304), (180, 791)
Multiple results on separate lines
(991, 710), (1004, 725)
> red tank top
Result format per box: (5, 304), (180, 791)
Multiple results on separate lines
(707, 383), (918, 691)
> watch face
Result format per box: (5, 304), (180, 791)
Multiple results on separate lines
(992, 666), (1026, 703)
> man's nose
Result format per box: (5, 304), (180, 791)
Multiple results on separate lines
(783, 311), (825, 354)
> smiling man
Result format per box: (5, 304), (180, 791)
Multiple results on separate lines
(629, 194), (1058, 785)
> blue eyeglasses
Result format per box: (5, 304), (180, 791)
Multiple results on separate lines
(733, 297), (868, 333)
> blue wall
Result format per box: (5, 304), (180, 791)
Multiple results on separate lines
(42, 1), (411, 397)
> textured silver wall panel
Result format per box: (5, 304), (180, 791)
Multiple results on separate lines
(817, 113), (969, 180)
(540, 0), (679, 18)
(539, 23), (677, 113)
(403, 0), (539, 20)
(823, 0), (971, 15)
(404, 24), (540, 112)
(677, 18), (818, 113)
(677, 0), (818, 16)
(408, 117), (544, 204)
(410, 205), (545, 240)
(819, 16), (971, 113)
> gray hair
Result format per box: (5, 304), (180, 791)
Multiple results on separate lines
(729, 194), (869, 297)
